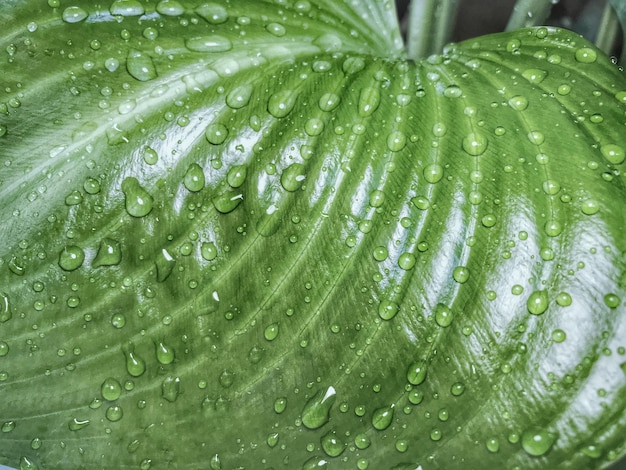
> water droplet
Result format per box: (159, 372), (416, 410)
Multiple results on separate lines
(387, 131), (406, 152)
(544, 219), (562, 237)
(321, 431), (344, 457)
(110, 0), (145, 16)
(443, 85), (462, 98)
(58, 245), (85, 271)
(452, 266), (470, 283)
(155, 248), (176, 282)
(432, 122), (447, 137)
(301, 386), (336, 429)
(398, 252), (416, 270)
(527, 130), (545, 145)
(212, 190), (242, 213)
(434, 303), (453, 327)
(0, 293), (11, 323)
(20, 456), (38, 470)
(358, 87), (380, 117)
(183, 163), (205, 192)
(581, 199), (600, 215)
(84, 177), (101, 194)
(378, 300), (399, 320)
(303, 456), (328, 470)
(462, 132), (488, 156)
(111, 313), (126, 329)
(305, 118), (324, 136)
(264, 322), (279, 341)
(342, 57), (365, 74)
(156, 0), (184, 16)
(195, 3), (228, 24)
(281, 163), (306, 192)
(575, 47), (597, 63)
(8, 257), (25, 276)
(143, 146), (158, 165)
(373, 246), (388, 261)
(450, 382), (465, 396)
(521, 428), (557, 456)
(185, 35), (233, 53)
(551, 329), (566, 343)
(527, 290), (549, 315)
(273, 396), (287, 414)
(486, 437), (500, 453)
(201, 242), (218, 261)
(318, 93), (341, 112)
(155, 341), (175, 364)
(423, 164), (443, 183)
(522, 68), (547, 84)
(267, 432), (279, 448)
(65, 190), (83, 206)
(227, 165), (247, 188)
(600, 144), (625, 165)
(93, 238), (122, 267)
(122, 177), (153, 217)
(161, 375), (181, 402)
(123, 343), (146, 377)
(604, 293), (621, 309)
(226, 84), (252, 109)
(101, 377), (123, 401)
(205, 122), (229, 145)
(542, 179), (560, 195)
(268, 90), (298, 118)
(508, 95), (529, 111)
(126, 50), (157, 81)
(266, 22), (286, 37)
(406, 361), (427, 385)
(354, 433), (371, 449)
(371, 405), (394, 430)
(62, 6), (88, 23)
(106, 405), (123, 422)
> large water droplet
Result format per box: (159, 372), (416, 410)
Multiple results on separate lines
(600, 144), (625, 165)
(101, 377), (123, 401)
(212, 190), (243, 213)
(406, 361), (427, 385)
(378, 300), (399, 320)
(227, 165), (247, 188)
(521, 428), (557, 456)
(184, 163), (205, 192)
(321, 431), (344, 457)
(508, 95), (529, 111)
(123, 343), (146, 377)
(281, 163), (306, 192)
(387, 131), (406, 152)
(122, 177), (153, 217)
(195, 3), (228, 24)
(434, 303), (453, 327)
(62, 6), (88, 23)
(58, 245), (85, 271)
(226, 84), (253, 109)
(527, 290), (549, 315)
(522, 69), (547, 84)
(110, 0), (145, 16)
(201, 242), (218, 261)
(268, 90), (298, 118)
(126, 50), (157, 81)
(68, 417), (90, 431)
(575, 47), (597, 63)
(301, 386), (336, 429)
(185, 35), (233, 52)
(93, 238), (122, 267)
(156, 0), (184, 16)
(462, 132), (488, 156)
(318, 93), (341, 112)
(358, 87), (380, 117)
(371, 406), (394, 430)
(155, 341), (175, 364)
(162, 375), (181, 402)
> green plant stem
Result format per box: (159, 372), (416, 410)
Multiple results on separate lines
(505, 0), (554, 30)
(406, 0), (459, 60)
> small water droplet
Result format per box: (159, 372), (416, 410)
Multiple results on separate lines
(581, 199), (600, 215)
(406, 361), (427, 385)
(143, 146), (158, 165)
(106, 405), (123, 422)
(398, 252), (416, 270)
(575, 47), (597, 63)
(122, 177), (153, 217)
(378, 300), (399, 320)
(266, 22), (286, 37)
(123, 343), (146, 377)
(205, 122), (229, 145)
(155, 341), (175, 364)
(227, 165), (247, 188)
(101, 377), (123, 401)
(126, 50), (157, 81)
(264, 322), (279, 341)
(281, 163), (306, 192)
(161, 375), (181, 402)
(212, 190), (242, 213)
(387, 131), (406, 152)
(301, 386), (336, 429)
(185, 35), (233, 52)
(318, 93), (341, 112)
(155, 248), (176, 282)
(522, 68), (547, 84)
(527, 290), (549, 315)
(452, 266), (470, 283)
(508, 95), (529, 111)
(93, 238), (122, 267)
(226, 84), (252, 109)
(434, 303), (453, 327)
(58, 245), (85, 271)
(371, 405), (394, 430)
(201, 242), (218, 261)
(423, 164), (443, 183)
(604, 293), (621, 309)
(156, 0), (184, 16)
(68, 417), (90, 431)
(600, 144), (625, 165)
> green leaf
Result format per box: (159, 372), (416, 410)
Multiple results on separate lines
(1, 1), (626, 469)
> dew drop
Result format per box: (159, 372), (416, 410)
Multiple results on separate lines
(68, 418), (90, 431)
(143, 146), (158, 165)
(508, 95), (529, 111)
(521, 428), (557, 456)
(110, 0), (145, 16)
(264, 322), (279, 341)
(432, 122), (447, 137)
(20, 456), (39, 470)
(126, 50), (157, 82)
(156, 0), (184, 16)
(155, 248), (176, 282)
(575, 47), (597, 63)
(604, 293), (621, 309)
(358, 87), (380, 117)
(205, 123), (229, 145)
(227, 165), (247, 188)
(101, 377), (123, 401)
(434, 303), (453, 327)
(527, 290), (549, 315)
(452, 266), (470, 283)
(398, 252), (416, 270)
(321, 431), (344, 457)
(58, 245), (85, 271)
(201, 242), (218, 261)
(378, 300), (399, 320)
(281, 163), (306, 192)
(185, 35), (233, 53)
(212, 190), (242, 213)
(544, 219), (562, 237)
(301, 386), (336, 430)
(106, 405), (123, 422)
(600, 144), (625, 165)
(122, 177), (153, 217)
(387, 131), (406, 152)
(423, 164), (443, 183)
(184, 163), (205, 192)
(155, 341), (175, 364)
(93, 238), (122, 267)
(195, 3), (228, 24)
(268, 90), (298, 118)
(371, 406), (394, 431)
(161, 375), (181, 402)
(581, 199), (600, 215)
(305, 118), (324, 136)
(123, 344), (146, 377)
(266, 22), (286, 37)
(318, 93), (341, 112)
(522, 68), (547, 84)
(406, 361), (427, 385)
(226, 84), (253, 109)
(542, 179), (560, 195)
(462, 132), (488, 156)
(62, 6), (88, 23)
